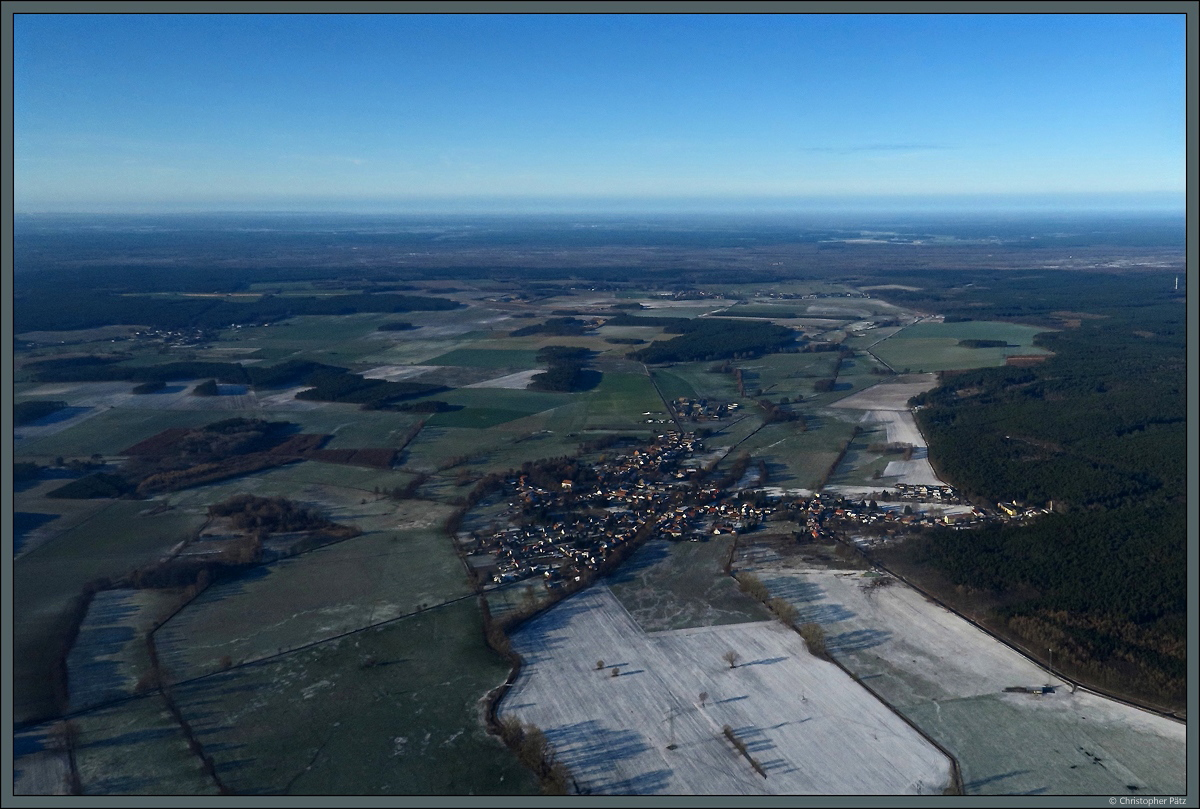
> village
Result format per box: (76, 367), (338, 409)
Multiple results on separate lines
(459, 430), (1046, 591)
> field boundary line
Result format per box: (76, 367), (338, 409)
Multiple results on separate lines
(644, 363), (682, 429)
(861, 312), (929, 374)
(154, 590), (480, 691)
(37, 591), (481, 728)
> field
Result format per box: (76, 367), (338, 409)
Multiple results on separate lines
(732, 416), (860, 492)
(733, 545), (1186, 795)
(15, 406), (231, 459)
(13, 500), (208, 724)
(577, 371), (665, 430)
(154, 499), (470, 682)
(169, 599), (537, 795)
(606, 538), (769, 631)
(870, 321), (1053, 373)
(72, 696), (220, 795)
(830, 374), (939, 411)
(426, 347), (543, 369)
(67, 588), (188, 712)
(822, 376), (946, 491)
(13, 262), (1178, 797)
(500, 585), (953, 795)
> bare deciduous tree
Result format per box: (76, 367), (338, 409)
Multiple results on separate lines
(722, 650), (740, 669)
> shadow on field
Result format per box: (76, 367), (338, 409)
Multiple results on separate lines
(764, 460), (794, 484)
(727, 724), (775, 754)
(604, 542), (671, 585)
(826, 628), (891, 654)
(964, 769), (1035, 792)
(27, 406), (92, 426)
(512, 598), (602, 664)
(759, 577), (858, 625)
(13, 513), (61, 553)
(759, 756), (798, 776)
(602, 768), (673, 795)
(83, 724), (175, 750)
(547, 720), (672, 794)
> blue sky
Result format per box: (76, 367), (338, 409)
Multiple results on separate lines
(13, 13), (1187, 213)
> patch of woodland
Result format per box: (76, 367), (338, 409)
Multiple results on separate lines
(14, 287), (460, 332)
(48, 418), (332, 499)
(613, 314), (799, 363)
(510, 316), (592, 337)
(14, 399), (69, 425)
(528, 346), (601, 392)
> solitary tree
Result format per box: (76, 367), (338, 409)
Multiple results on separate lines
(722, 650), (740, 669)
(698, 691), (709, 707)
(596, 660), (605, 670)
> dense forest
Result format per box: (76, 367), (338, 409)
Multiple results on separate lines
(14, 399), (68, 426)
(956, 339), (1009, 348)
(293, 368), (445, 409)
(896, 280), (1186, 704)
(13, 289), (459, 332)
(529, 346), (598, 392)
(510, 316), (592, 337)
(27, 356), (333, 386)
(613, 314), (798, 363)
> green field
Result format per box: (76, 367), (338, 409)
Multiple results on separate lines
(212, 315), (407, 365)
(606, 538), (769, 630)
(248, 460), (419, 493)
(579, 371), (664, 429)
(826, 423), (893, 488)
(271, 408), (424, 450)
(15, 408), (237, 459)
(898, 320), (1052, 343)
(72, 696), (220, 795)
(155, 500), (470, 681)
(669, 363), (745, 401)
(420, 387), (573, 429)
(649, 369), (697, 402)
(734, 416), (860, 490)
(871, 321), (1053, 372)
(171, 599), (538, 794)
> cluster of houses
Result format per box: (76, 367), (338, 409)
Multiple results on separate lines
(464, 432), (1039, 589)
(890, 483), (963, 503)
(997, 501), (1055, 520)
(470, 431), (768, 587)
(670, 397), (738, 421)
(133, 327), (213, 347)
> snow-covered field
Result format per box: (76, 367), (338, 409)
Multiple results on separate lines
(16, 380), (325, 417)
(360, 364), (438, 381)
(863, 409), (927, 447)
(830, 375), (939, 411)
(838, 409), (945, 489)
(501, 585), (953, 795)
(464, 368), (546, 389)
(743, 566), (1186, 795)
